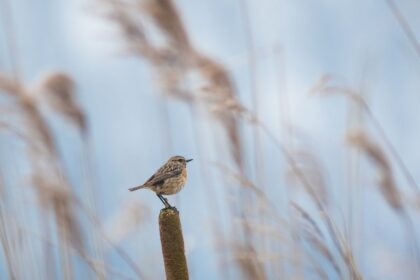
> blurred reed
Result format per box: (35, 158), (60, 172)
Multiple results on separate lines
(0, 0), (419, 279)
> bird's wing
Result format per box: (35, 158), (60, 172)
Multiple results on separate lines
(144, 165), (182, 186)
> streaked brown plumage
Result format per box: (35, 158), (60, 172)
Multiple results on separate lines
(129, 155), (192, 208)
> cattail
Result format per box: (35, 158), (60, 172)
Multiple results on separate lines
(159, 208), (189, 280)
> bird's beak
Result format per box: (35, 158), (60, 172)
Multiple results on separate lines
(186, 158), (193, 163)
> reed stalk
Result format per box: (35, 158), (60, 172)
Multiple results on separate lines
(159, 208), (189, 280)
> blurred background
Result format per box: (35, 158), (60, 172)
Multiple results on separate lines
(1, 0), (420, 279)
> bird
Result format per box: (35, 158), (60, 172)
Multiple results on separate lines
(129, 155), (193, 209)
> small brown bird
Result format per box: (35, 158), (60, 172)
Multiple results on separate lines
(129, 155), (193, 208)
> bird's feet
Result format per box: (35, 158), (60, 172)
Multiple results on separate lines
(157, 194), (178, 212)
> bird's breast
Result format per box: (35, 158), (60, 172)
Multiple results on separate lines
(157, 169), (187, 195)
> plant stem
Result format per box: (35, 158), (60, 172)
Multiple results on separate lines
(159, 208), (189, 280)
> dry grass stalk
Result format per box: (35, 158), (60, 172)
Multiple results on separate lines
(313, 75), (419, 193)
(0, 174), (17, 279)
(0, 120), (30, 143)
(104, 0), (245, 169)
(211, 99), (362, 278)
(104, 1), (192, 100)
(286, 150), (329, 206)
(0, 74), (61, 166)
(212, 161), (279, 277)
(292, 202), (341, 277)
(310, 75), (365, 106)
(106, 2), (156, 58)
(257, 125), (362, 279)
(347, 131), (420, 276)
(97, 1), (418, 278)
(34, 71), (86, 132)
(224, 237), (329, 280)
(0, 72), (19, 95)
(104, 200), (149, 244)
(234, 218), (287, 242)
(0, 72), (92, 278)
(19, 95), (57, 155)
(233, 250), (281, 263)
(347, 131), (402, 210)
(141, 0), (191, 51)
(229, 240), (267, 280)
(31, 71), (105, 276)
(213, 162), (288, 224)
(385, 0), (420, 58)
(207, 90), (366, 279)
(194, 54), (246, 169)
(32, 175), (83, 251)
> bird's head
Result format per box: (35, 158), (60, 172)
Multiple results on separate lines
(168, 155), (193, 167)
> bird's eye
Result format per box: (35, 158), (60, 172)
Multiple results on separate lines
(178, 159), (184, 162)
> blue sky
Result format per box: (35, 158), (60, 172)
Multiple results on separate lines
(1, 0), (420, 279)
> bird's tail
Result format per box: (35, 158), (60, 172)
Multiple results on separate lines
(128, 185), (146, 192)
